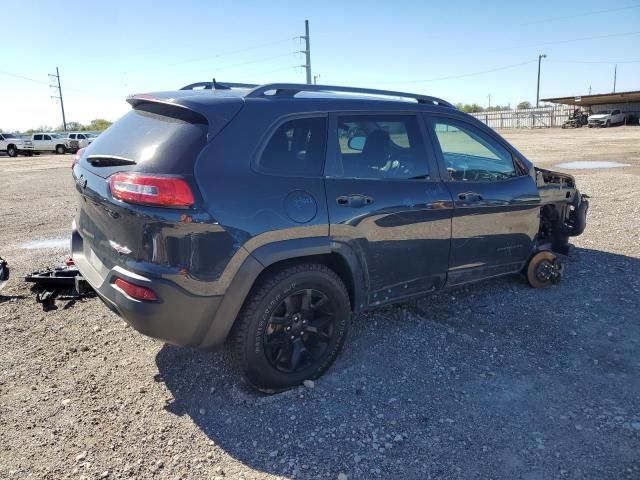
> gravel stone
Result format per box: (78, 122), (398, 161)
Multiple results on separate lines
(1, 131), (639, 480)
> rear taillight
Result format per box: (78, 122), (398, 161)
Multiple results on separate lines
(114, 278), (157, 301)
(108, 173), (194, 208)
(73, 148), (85, 168)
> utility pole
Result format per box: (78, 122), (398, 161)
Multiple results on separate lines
(613, 64), (617, 93)
(536, 54), (547, 108)
(313, 74), (321, 85)
(488, 93), (491, 109)
(49, 66), (67, 131)
(588, 85), (592, 95)
(300, 19), (312, 84)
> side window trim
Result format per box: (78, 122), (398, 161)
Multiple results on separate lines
(326, 111), (437, 181)
(252, 112), (329, 178)
(424, 113), (522, 182)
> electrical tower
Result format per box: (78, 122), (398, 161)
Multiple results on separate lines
(300, 20), (312, 84)
(49, 67), (67, 131)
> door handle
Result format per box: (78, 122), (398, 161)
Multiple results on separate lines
(336, 194), (374, 208)
(458, 192), (483, 202)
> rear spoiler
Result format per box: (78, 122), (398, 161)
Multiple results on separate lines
(126, 93), (244, 141)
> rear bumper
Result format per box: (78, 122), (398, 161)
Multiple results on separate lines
(71, 223), (224, 347)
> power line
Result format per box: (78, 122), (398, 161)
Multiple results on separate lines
(547, 59), (640, 64)
(254, 64), (301, 76)
(506, 30), (640, 50)
(520, 4), (640, 26)
(124, 36), (297, 74)
(211, 51), (299, 72)
(366, 59), (538, 85)
(0, 69), (49, 85)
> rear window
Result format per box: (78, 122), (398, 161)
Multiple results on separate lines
(256, 117), (327, 176)
(81, 104), (208, 178)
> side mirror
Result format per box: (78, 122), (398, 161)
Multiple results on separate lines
(347, 135), (366, 151)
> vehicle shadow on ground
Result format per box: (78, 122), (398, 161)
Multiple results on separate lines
(155, 247), (640, 479)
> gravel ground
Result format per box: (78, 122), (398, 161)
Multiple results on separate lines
(1, 127), (639, 479)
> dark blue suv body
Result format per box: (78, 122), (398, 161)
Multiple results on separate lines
(71, 82), (588, 390)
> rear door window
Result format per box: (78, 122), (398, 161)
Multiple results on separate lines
(256, 117), (327, 176)
(34, 135), (42, 141)
(335, 114), (429, 180)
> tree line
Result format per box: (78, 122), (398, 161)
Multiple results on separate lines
(2, 118), (113, 135)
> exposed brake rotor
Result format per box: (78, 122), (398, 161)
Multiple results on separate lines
(526, 251), (564, 288)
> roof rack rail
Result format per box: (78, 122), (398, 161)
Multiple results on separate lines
(181, 79), (259, 91)
(245, 83), (454, 107)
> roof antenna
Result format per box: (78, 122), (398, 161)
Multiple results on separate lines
(212, 78), (231, 90)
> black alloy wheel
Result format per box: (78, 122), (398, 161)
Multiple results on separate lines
(263, 288), (336, 374)
(229, 263), (350, 391)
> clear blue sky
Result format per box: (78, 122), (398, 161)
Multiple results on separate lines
(1, 0), (639, 131)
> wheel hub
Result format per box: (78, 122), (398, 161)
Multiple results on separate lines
(535, 260), (555, 281)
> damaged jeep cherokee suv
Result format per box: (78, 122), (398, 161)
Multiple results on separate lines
(71, 82), (588, 390)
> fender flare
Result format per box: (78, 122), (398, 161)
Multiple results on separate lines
(197, 237), (366, 348)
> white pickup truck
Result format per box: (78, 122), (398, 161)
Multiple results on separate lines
(63, 132), (98, 149)
(587, 109), (625, 128)
(0, 132), (34, 157)
(30, 133), (78, 154)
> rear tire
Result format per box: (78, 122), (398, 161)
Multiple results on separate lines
(7, 145), (17, 157)
(228, 263), (351, 392)
(55, 144), (66, 154)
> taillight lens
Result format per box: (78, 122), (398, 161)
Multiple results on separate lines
(108, 173), (194, 208)
(114, 278), (157, 301)
(73, 148), (85, 168)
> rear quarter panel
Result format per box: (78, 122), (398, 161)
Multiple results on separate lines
(194, 102), (330, 271)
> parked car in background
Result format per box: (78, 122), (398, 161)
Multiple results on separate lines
(72, 82), (588, 391)
(63, 132), (99, 149)
(587, 109), (625, 128)
(0, 132), (34, 157)
(31, 133), (78, 154)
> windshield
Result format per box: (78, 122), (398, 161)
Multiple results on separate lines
(596, 110), (612, 115)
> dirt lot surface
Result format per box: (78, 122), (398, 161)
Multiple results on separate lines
(1, 127), (639, 480)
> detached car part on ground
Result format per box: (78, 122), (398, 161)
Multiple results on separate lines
(0, 257), (9, 293)
(71, 82), (588, 391)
